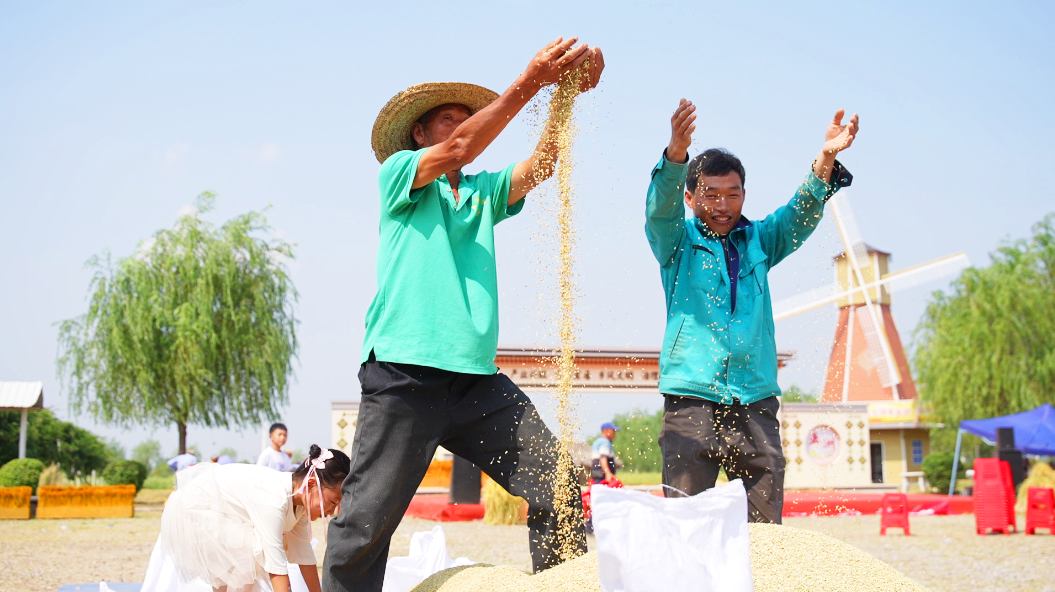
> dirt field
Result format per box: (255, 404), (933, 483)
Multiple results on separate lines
(1, 507), (1051, 592)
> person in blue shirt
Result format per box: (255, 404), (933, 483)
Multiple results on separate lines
(645, 98), (859, 523)
(166, 449), (197, 473)
(591, 422), (620, 484)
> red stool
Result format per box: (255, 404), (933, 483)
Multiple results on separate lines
(880, 493), (910, 535)
(582, 478), (623, 529)
(973, 458), (1016, 534)
(1025, 487), (1054, 535)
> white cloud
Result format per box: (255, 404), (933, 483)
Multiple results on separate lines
(163, 142), (191, 171)
(259, 142), (281, 164)
(177, 204), (198, 218)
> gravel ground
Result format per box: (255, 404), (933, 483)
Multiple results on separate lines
(1, 509), (1050, 592)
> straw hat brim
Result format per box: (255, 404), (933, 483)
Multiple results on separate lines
(371, 82), (499, 164)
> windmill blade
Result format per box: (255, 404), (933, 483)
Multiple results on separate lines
(773, 251), (971, 321)
(828, 191), (901, 387)
(773, 283), (841, 320)
(828, 193), (870, 270)
(854, 305), (900, 388)
(882, 252), (971, 293)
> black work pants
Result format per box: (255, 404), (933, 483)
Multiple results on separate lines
(657, 395), (785, 524)
(322, 358), (586, 592)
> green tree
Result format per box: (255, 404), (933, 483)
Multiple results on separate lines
(0, 409), (111, 478)
(131, 439), (164, 472)
(914, 214), (1055, 450)
(57, 194), (299, 454)
(921, 451), (967, 494)
(591, 408), (664, 474)
(781, 384), (819, 403)
(103, 439), (125, 464)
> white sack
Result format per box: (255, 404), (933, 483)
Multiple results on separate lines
(381, 526), (474, 592)
(591, 479), (754, 592)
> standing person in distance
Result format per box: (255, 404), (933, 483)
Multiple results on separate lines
(591, 422), (620, 484)
(645, 98), (859, 522)
(324, 37), (604, 592)
(259, 422), (294, 472)
(167, 448), (197, 473)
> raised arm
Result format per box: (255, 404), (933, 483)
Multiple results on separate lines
(645, 99), (696, 266)
(411, 37), (592, 189)
(758, 109), (860, 265)
(508, 47), (604, 203)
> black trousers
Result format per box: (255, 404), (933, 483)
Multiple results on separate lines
(657, 395), (785, 524)
(322, 358), (587, 592)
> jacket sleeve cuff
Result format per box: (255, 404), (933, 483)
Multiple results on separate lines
(804, 160), (852, 202)
(652, 151), (689, 183)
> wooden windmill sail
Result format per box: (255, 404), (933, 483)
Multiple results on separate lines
(773, 192), (970, 403)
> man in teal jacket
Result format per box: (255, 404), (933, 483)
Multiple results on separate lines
(645, 98), (859, 523)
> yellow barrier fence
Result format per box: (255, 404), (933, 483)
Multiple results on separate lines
(37, 485), (136, 519)
(0, 486), (32, 520)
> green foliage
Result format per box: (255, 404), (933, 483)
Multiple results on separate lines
(781, 384), (819, 403)
(103, 439), (125, 464)
(0, 409), (111, 478)
(102, 459), (149, 491)
(921, 451), (967, 494)
(132, 439), (163, 472)
(151, 460), (174, 478)
(57, 194), (299, 453)
(143, 474), (176, 490)
(600, 408), (664, 474)
(0, 458), (46, 493)
(914, 214), (1055, 430)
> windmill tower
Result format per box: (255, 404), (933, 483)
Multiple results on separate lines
(773, 193), (970, 403)
(823, 246), (916, 402)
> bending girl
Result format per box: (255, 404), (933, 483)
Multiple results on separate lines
(143, 444), (350, 592)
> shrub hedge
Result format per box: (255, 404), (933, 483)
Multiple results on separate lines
(102, 459), (148, 491)
(0, 458), (46, 493)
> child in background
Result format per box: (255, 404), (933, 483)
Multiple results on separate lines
(259, 422), (294, 472)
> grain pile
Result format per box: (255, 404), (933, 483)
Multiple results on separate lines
(410, 523), (932, 592)
(534, 59), (589, 562)
(410, 549), (598, 592)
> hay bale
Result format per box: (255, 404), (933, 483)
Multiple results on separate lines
(482, 480), (526, 526)
(1015, 462), (1055, 513)
(410, 523), (931, 592)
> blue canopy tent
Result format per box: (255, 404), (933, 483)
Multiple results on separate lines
(949, 403), (1055, 495)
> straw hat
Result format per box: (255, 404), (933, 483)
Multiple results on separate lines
(370, 82), (499, 163)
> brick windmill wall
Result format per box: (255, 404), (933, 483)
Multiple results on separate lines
(820, 247), (919, 403)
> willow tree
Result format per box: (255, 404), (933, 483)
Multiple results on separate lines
(914, 213), (1055, 449)
(58, 194), (298, 453)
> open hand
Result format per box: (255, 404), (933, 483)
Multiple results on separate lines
(523, 37), (591, 89)
(823, 109), (859, 155)
(577, 47), (605, 94)
(666, 99), (696, 163)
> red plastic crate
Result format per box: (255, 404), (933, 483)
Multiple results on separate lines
(880, 493), (910, 535)
(973, 458), (1016, 535)
(1025, 487), (1054, 535)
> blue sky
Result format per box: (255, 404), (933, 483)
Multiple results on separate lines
(2, 1), (1052, 460)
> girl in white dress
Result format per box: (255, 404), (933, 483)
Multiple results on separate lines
(143, 444), (350, 592)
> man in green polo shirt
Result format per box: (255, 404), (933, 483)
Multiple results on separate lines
(324, 38), (604, 592)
